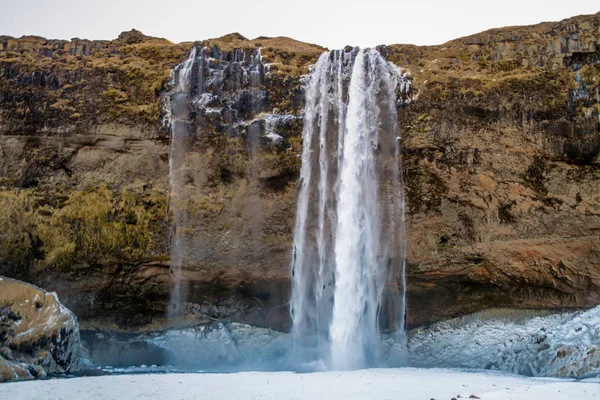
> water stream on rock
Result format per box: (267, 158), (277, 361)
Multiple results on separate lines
(167, 46), (205, 323)
(166, 46), (266, 325)
(290, 48), (410, 370)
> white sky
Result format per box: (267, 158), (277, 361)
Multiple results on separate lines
(1, 1), (598, 49)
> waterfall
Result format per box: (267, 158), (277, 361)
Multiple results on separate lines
(166, 45), (266, 325)
(290, 48), (410, 370)
(168, 46), (206, 323)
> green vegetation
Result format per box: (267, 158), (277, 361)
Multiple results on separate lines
(0, 186), (167, 274)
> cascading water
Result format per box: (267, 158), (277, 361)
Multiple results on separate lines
(166, 45), (266, 325)
(290, 48), (410, 370)
(164, 44), (409, 370)
(167, 46), (206, 323)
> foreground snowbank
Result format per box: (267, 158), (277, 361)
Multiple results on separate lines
(1, 368), (598, 400)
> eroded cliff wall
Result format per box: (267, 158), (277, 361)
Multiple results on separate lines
(386, 12), (600, 326)
(0, 13), (599, 332)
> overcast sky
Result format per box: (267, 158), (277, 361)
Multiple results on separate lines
(1, 1), (598, 49)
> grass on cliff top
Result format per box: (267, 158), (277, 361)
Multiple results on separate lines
(0, 30), (325, 76)
(200, 33), (325, 76)
(0, 31), (324, 129)
(386, 11), (599, 89)
(0, 37), (189, 127)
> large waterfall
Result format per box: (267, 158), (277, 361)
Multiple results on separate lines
(290, 48), (409, 370)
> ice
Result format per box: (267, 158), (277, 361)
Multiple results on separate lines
(263, 113), (295, 144)
(408, 306), (600, 377)
(140, 306), (600, 377)
(148, 322), (289, 371)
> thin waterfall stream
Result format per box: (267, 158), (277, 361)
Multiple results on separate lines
(166, 45), (266, 327)
(167, 46), (206, 323)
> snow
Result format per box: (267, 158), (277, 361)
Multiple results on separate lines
(263, 113), (297, 144)
(265, 131), (284, 143)
(1, 368), (598, 400)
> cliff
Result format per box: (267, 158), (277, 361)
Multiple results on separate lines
(0, 13), (599, 332)
(386, 12), (600, 326)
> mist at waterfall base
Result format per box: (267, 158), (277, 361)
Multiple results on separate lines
(93, 305), (600, 378)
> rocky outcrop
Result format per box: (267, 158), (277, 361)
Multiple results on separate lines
(0, 277), (83, 382)
(0, 13), (598, 333)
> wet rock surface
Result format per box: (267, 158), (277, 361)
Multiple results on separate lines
(0, 13), (598, 333)
(0, 277), (83, 382)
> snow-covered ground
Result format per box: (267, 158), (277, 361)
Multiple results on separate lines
(1, 368), (599, 400)
(4, 307), (600, 398)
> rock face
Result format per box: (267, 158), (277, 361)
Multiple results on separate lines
(0, 277), (83, 382)
(385, 12), (600, 327)
(0, 31), (322, 332)
(0, 13), (599, 333)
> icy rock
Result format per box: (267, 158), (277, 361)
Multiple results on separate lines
(0, 277), (83, 382)
(81, 330), (167, 368)
(263, 113), (299, 144)
(408, 306), (600, 378)
(149, 322), (289, 370)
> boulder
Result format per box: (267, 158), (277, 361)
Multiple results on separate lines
(0, 277), (83, 382)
